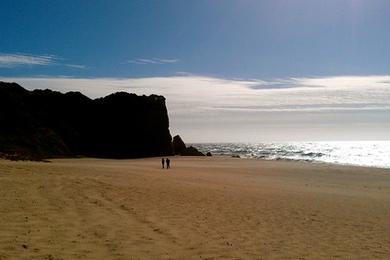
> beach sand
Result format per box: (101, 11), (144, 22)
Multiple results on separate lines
(0, 156), (389, 259)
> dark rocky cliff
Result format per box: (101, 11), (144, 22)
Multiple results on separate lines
(0, 82), (173, 159)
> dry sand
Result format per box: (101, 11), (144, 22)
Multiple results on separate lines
(0, 156), (389, 259)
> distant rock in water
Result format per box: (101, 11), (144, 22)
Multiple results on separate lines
(206, 152), (212, 156)
(172, 135), (205, 156)
(0, 81), (173, 159)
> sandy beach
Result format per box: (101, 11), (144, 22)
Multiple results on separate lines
(0, 157), (389, 259)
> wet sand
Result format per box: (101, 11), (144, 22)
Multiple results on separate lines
(0, 157), (389, 259)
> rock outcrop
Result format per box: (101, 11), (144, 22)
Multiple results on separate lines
(0, 82), (173, 159)
(182, 146), (205, 156)
(172, 135), (186, 155)
(172, 135), (205, 156)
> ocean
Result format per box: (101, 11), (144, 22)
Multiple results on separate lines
(192, 141), (390, 169)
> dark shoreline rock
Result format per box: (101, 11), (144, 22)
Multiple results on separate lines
(172, 135), (205, 156)
(172, 135), (186, 155)
(182, 146), (205, 156)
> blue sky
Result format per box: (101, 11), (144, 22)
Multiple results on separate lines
(2, 0), (390, 78)
(1, 0), (390, 141)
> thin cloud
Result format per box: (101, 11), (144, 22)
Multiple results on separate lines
(213, 103), (390, 112)
(0, 53), (87, 70)
(65, 64), (87, 69)
(128, 58), (179, 65)
(246, 75), (390, 90)
(0, 53), (56, 68)
(293, 75), (390, 89)
(176, 71), (193, 76)
(154, 58), (179, 63)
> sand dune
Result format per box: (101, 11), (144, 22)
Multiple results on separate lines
(0, 157), (390, 259)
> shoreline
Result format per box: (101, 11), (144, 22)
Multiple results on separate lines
(247, 156), (390, 171)
(41, 154), (390, 171)
(3, 154), (390, 170)
(190, 154), (390, 170)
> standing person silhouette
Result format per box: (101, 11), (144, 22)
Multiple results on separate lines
(161, 158), (165, 169)
(166, 158), (170, 169)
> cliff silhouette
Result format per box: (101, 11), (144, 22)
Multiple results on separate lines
(0, 82), (173, 159)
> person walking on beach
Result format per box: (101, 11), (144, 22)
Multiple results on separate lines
(161, 158), (165, 169)
(166, 158), (170, 169)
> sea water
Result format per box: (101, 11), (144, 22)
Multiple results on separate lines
(192, 141), (390, 169)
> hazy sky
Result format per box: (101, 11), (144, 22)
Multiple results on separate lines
(1, 0), (390, 142)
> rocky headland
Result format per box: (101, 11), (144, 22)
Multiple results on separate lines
(0, 82), (173, 159)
